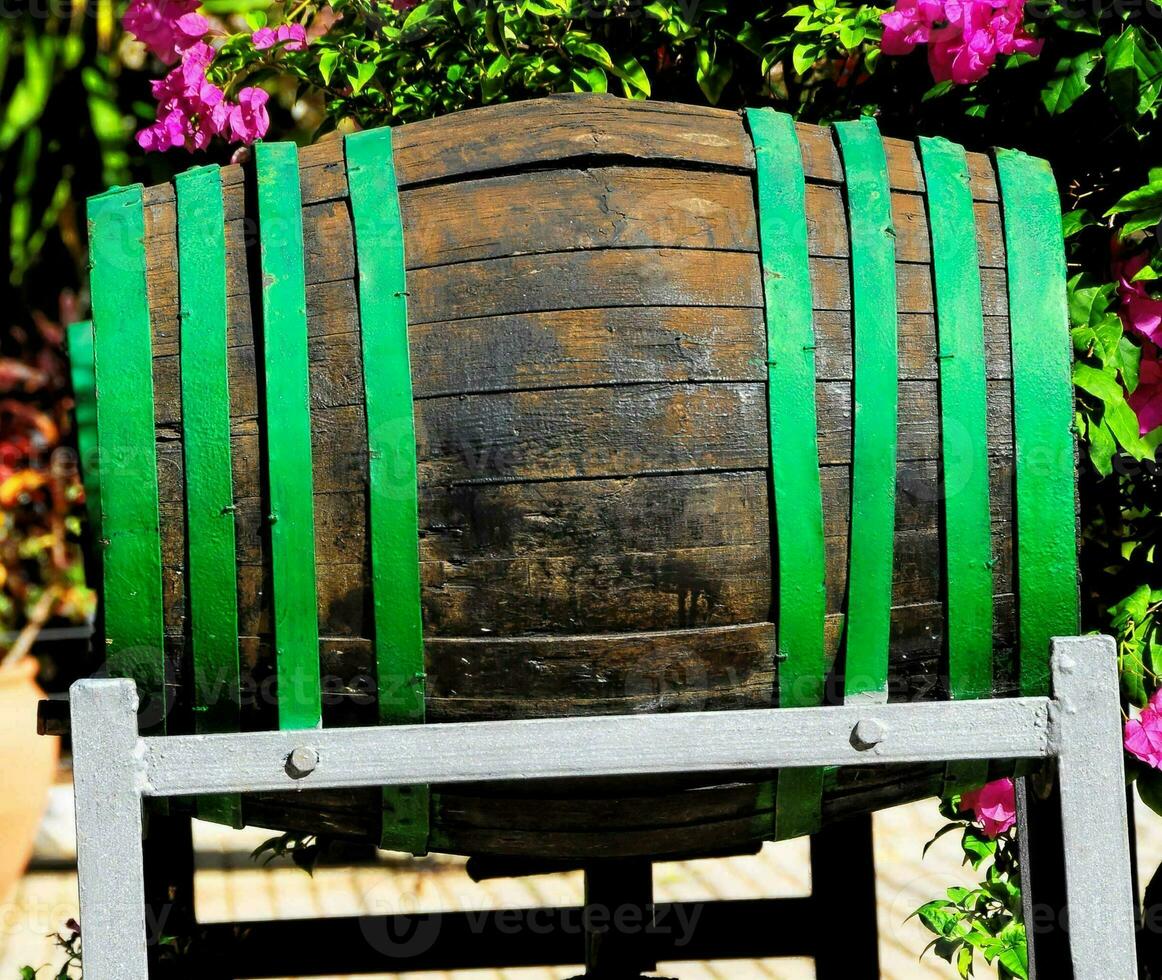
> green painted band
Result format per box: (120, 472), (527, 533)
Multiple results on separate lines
(66, 320), (101, 536)
(346, 128), (430, 855)
(256, 142), (322, 730)
(176, 165), (243, 828)
(919, 137), (994, 797)
(995, 149), (1080, 696)
(88, 186), (167, 734)
(834, 118), (898, 704)
(746, 108), (827, 839)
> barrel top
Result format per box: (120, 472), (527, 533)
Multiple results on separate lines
(132, 95), (1002, 217)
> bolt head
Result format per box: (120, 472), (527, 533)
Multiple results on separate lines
(286, 745), (319, 779)
(852, 718), (887, 750)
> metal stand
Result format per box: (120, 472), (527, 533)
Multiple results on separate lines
(70, 636), (1137, 979)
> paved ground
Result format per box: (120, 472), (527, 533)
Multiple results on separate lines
(4, 787), (1159, 978)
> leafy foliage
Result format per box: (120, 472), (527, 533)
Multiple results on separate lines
(913, 797), (1027, 979)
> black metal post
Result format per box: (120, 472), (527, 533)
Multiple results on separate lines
(583, 860), (657, 978)
(1017, 772), (1071, 979)
(811, 813), (880, 979)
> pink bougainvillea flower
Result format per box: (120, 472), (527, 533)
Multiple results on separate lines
(122, 0), (204, 63)
(253, 23), (307, 51)
(137, 43), (231, 153)
(1129, 343), (1162, 436)
(959, 778), (1017, 838)
(879, 0), (1042, 85)
(1115, 252), (1162, 345)
(1126, 687), (1162, 767)
(137, 35), (273, 152)
(228, 87), (271, 144)
(392, 0), (420, 10)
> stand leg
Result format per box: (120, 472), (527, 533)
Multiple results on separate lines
(584, 861), (656, 978)
(1050, 636), (1138, 979)
(1017, 771), (1069, 979)
(811, 814), (879, 979)
(71, 678), (149, 980)
(145, 812), (197, 977)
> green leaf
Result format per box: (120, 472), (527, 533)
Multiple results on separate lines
(1062, 208), (1095, 238)
(610, 55), (651, 97)
(570, 64), (607, 93)
(318, 49), (340, 86)
(1104, 26), (1162, 119)
(1041, 50), (1099, 115)
(246, 9), (268, 29)
(696, 39), (732, 103)
(1107, 397), (1150, 457)
(348, 61), (376, 94)
(1087, 416), (1117, 476)
(565, 37), (615, 70)
(792, 42), (818, 75)
(1107, 180), (1162, 216)
(1068, 276), (1114, 329)
(961, 828), (997, 869)
(922, 821), (965, 858)
(402, 2), (435, 30)
(922, 79), (956, 102)
(1122, 635), (1149, 707)
(1120, 335), (1142, 392)
(1073, 361), (1124, 402)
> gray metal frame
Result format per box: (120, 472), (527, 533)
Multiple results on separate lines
(70, 635), (1137, 979)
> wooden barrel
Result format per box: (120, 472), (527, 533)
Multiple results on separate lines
(84, 93), (1078, 860)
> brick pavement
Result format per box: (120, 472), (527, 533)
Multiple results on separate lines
(9, 789), (1154, 978)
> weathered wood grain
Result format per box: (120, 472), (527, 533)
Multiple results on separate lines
(133, 96), (1033, 857)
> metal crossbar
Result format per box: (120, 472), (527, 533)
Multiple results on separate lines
(70, 636), (1137, 979)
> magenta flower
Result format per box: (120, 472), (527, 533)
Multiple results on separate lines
(1126, 688), (1162, 767)
(253, 23), (307, 51)
(122, 0), (205, 63)
(959, 778), (1017, 838)
(1129, 344), (1162, 436)
(137, 33), (272, 152)
(228, 87), (271, 144)
(880, 0), (1042, 85)
(137, 42), (229, 152)
(1115, 253), (1162, 346)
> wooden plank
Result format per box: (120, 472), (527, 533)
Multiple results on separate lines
(413, 382), (768, 485)
(424, 623), (775, 719)
(400, 166), (759, 268)
(813, 311), (1012, 381)
(795, 122), (999, 201)
(419, 470), (769, 561)
(407, 248), (763, 325)
(806, 186), (1004, 267)
(390, 94), (755, 187)
(410, 307), (766, 397)
(420, 544), (772, 636)
(809, 257), (1008, 316)
(815, 378), (1014, 465)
